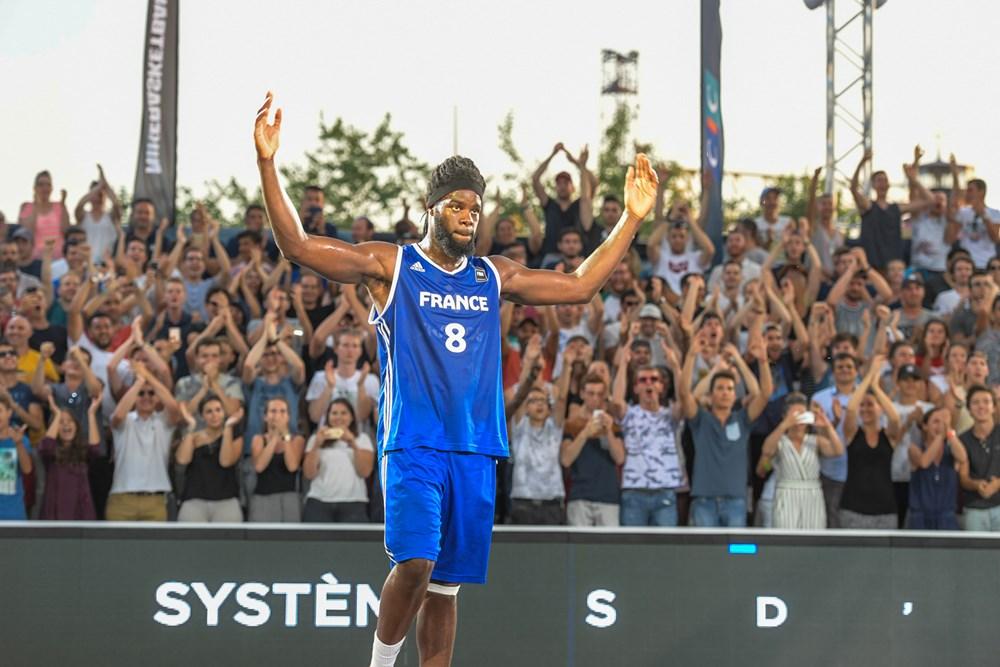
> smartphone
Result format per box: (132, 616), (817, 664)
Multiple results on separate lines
(168, 327), (181, 344)
(796, 411), (816, 425)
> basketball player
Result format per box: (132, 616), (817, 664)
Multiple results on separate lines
(254, 92), (658, 667)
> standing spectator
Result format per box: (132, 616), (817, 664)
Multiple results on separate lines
(306, 329), (376, 426)
(38, 397), (101, 520)
(175, 400), (244, 523)
(176, 339), (245, 427)
(908, 408), (962, 529)
(611, 347), (687, 527)
(0, 341), (43, 434)
(647, 205), (715, 300)
(249, 396), (304, 522)
(542, 228), (585, 271)
(850, 148), (932, 273)
(955, 385), (1000, 531)
(298, 185), (338, 238)
(909, 191), (954, 300)
(756, 393), (843, 529)
(73, 165), (122, 262)
(106, 364), (181, 521)
(840, 356), (903, 529)
(6, 316), (57, 384)
(123, 198), (165, 257)
(532, 143), (593, 263)
(679, 333), (772, 527)
(24, 287), (67, 365)
(893, 274), (934, 341)
(302, 398), (374, 523)
(826, 248), (893, 338)
(891, 365), (935, 527)
(17, 170), (69, 260)
(0, 396), (32, 520)
(756, 187), (793, 250)
(949, 156), (1000, 269)
(932, 254), (974, 318)
(805, 167), (845, 279)
(504, 340), (569, 525)
(952, 272), (998, 349)
(165, 224), (231, 321)
(243, 313), (305, 446)
(707, 229), (762, 291)
(811, 352), (861, 525)
(561, 375), (624, 526)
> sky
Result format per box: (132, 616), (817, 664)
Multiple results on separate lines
(3, 0), (1000, 226)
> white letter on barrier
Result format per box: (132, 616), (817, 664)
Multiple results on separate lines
(585, 589), (617, 628)
(756, 596), (787, 628)
(191, 582), (236, 627)
(154, 582), (191, 627)
(272, 583), (312, 627)
(234, 583), (272, 627)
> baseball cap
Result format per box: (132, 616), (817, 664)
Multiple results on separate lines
(11, 228), (32, 242)
(554, 171), (573, 183)
(638, 304), (663, 320)
(898, 364), (923, 381)
(902, 273), (925, 287)
(760, 186), (783, 202)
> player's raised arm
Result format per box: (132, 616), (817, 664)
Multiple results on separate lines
(491, 154), (658, 305)
(254, 92), (396, 287)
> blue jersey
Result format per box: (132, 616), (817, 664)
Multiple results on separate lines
(370, 244), (508, 458)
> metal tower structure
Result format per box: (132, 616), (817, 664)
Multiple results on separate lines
(600, 49), (640, 165)
(814, 0), (886, 193)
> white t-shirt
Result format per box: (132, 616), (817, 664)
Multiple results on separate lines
(955, 206), (1000, 268)
(654, 246), (706, 295)
(110, 411), (173, 493)
(306, 370), (380, 426)
(706, 257), (761, 291)
(82, 210), (118, 263)
(932, 290), (964, 317)
(910, 213), (949, 272)
(304, 432), (373, 503)
(755, 214), (793, 249)
(509, 415), (565, 500)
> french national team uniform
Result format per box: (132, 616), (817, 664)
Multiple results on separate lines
(369, 243), (507, 584)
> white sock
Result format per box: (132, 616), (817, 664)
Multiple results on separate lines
(369, 633), (405, 667)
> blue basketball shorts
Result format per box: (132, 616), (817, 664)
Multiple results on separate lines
(381, 446), (497, 584)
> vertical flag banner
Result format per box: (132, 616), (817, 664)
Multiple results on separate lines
(701, 0), (724, 255)
(133, 0), (179, 224)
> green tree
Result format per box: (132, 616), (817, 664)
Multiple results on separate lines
(279, 113), (428, 228)
(597, 104), (631, 203)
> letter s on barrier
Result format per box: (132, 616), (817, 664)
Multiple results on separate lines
(756, 596), (787, 628)
(154, 582), (191, 626)
(585, 589), (617, 628)
(234, 583), (272, 627)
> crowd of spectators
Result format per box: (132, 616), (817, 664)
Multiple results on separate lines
(1, 142), (998, 532)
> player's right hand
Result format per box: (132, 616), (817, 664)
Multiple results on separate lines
(254, 92), (282, 161)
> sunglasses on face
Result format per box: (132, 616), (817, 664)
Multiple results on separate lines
(0, 351), (16, 358)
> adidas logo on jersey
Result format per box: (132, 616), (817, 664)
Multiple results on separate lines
(410, 261), (425, 272)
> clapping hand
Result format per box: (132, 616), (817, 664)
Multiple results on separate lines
(226, 407), (245, 428)
(623, 154), (658, 221)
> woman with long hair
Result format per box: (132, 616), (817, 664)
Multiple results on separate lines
(916, 318), (949, 379)
(840, 355), (903, 529)
(757, 393), (844, 529)
(302, 398), (374, 523)
(0, 394), (33, 520)
(38, 396), (101, 520)
(249, 396), (304, 522)
(176, 397), (244, 523)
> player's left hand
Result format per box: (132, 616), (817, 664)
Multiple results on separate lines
(624, 154), (658, 221)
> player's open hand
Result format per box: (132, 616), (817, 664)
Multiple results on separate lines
(254, 92), (282, 161)
(624, 154), (658, 222)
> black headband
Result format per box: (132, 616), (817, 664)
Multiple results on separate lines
(426, 178), (485, 209)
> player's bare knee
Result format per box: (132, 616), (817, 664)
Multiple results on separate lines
(394, 557), (435, 586)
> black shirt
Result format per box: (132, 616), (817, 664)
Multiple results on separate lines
(255, 444), (298, 495)
(959, 426), (1000, 509)
(566, 434), (620, 504)
(540, 198), (581, 257)
(182, 437), (239, 502)
(841, 429), (896, 515)
(859, 202), (902, 271)
(30, 324), (69, 366)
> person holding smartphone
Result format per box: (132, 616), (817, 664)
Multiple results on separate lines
(757, 393), (843, 529)
(302, 398), (374, 523)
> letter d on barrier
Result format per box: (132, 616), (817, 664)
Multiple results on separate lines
(756, 596), (787, 628)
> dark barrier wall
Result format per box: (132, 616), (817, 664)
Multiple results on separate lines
(2, 525), (999, 666)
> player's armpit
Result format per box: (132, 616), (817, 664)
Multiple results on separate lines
(283, 238), (399, 287)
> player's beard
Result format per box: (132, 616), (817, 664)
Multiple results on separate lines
(432, 219), (475, 259)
